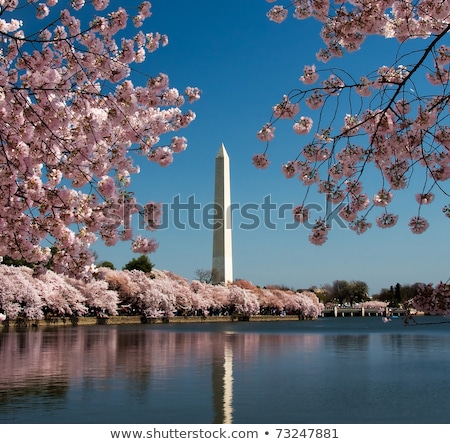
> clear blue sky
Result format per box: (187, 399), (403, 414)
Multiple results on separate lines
(93, 0), (450, 295)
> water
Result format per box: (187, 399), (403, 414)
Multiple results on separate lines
(1, 316), (450, 424)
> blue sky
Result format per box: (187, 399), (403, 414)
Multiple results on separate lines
(92, 0), (450, 295)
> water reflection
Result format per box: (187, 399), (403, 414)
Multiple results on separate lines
(0, 325), (322, 423)
(212, 333), (234, 424)
(1, 319), (450, 423)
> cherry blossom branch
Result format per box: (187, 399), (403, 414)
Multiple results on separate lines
(0, 1), (200, 277)
(256, 0), (449, 244)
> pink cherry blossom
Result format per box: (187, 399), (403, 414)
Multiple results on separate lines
(349, 217), (372, 235)
(0, 264), (326, 321)
(267, 5), (288, 23)
(305, 90), (324, 109)
(252, 153), (271, 169)
(256, 123), (276, 141)
(292, 205), (309, 223)
(355, 77), (372, 97)
(282, 161), (299, 178)
(308, 219), (330, 245)
(293, 116), (314, 135)
(228, 285), (260, 315)
(36, 4), (50, 19)
(339, 205), (358, 223)
(184, 87), (201, 103)
(410, 282), (450, 317)
(436, 45), (450, 67)
(323, 74), (344, 94)
(351, 194), (370, 211)
(170, 137), (187, 153)
(408, 216), (429, 234)
(373, 189), (394, 207)
(0, 266), (43, 320)
(92, 0), (109, 10)
(443, 205), (450, 218)
(300, 65), (319, 84)
(148, 147), (174, 167)
(98, 176), (116, 198)
(342, 114), (361, 136)
(37, 270), (88, 316)
(376, 213), (399, 229)
(415, 193), (435, 205)
(132, 236), (159, 254)
(145, 202), (163, 231)
(293, 1), (312, 20)
(273, 95), (300, 119)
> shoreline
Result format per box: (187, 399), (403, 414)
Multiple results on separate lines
(0, 309), (421, 330)
(0, 314), (305, 329)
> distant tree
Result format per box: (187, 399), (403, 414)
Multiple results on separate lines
(0, 265), (44, 320)
(330, 280), (351, 305)
(123, 255), (153, 274)
(98, 261), (116, 270)
(194, 268), (219, 284)
(394, 283), (403, 306)
(327, 280), (369, 306)
(265, 284), (294, 291)
(348, 281), (370, 306)
(404, 283), (422, 300)
(228, 285), (260, 315)
(374, 282), (422, 306)
(233, 279), (256, 290)
(373, 287), (395, 304)
(0, 266), (325, 321)
(1, 256), (35, 269)
(311, 287), (332, 305)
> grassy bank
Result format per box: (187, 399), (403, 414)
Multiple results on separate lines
(0, 314), (303, 329)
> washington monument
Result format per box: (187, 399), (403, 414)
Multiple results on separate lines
(212, 144), (233, 285)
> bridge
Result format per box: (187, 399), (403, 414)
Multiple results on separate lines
(321, 307), (407, 317)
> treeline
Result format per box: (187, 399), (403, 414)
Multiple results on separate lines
(0, 265), (324, 323)
(310, 280), (429, 309)
(314, 280), (370, 307)
(371, 283), (423, 307)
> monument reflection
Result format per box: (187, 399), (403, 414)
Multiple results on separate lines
(212, 332), (234, 424)
(0, 325), (321, 423)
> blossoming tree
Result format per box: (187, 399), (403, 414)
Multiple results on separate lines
(0, 0), (200, 277)
(0, 264), (326, 322)
(254, 0), (449, 246)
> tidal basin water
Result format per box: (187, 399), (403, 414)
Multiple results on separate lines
(1, 316), (450, 424)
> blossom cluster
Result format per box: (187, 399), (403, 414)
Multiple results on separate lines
(0, 1), (200, 277)
(0, 265), (324, 321)
(256, 0), (450, 245)
(410, 282), (450, 317)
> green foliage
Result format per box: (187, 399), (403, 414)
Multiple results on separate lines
(323, 280), (369, 306)
(1, 256), (35, 268)
(373, 283), (421, 307)
(98, 261), (115, 270)
(123, 255), (154, 273)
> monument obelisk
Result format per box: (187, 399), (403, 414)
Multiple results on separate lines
(212, 144), (233, 285)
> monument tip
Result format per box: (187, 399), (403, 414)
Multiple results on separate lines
(216, 143), (228, 158)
